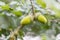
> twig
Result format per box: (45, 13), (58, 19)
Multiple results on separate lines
(30, 0), (35, 15)
(5, 25), (23, 40)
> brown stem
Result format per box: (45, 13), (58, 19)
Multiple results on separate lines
(30, 0), (35, 15)
(7, 25), (24, 40)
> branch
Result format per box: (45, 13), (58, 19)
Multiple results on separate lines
(6, 25), (24, 40)
(30, 0), (35, 15)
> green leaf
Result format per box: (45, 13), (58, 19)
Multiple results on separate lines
(50, 5), (60, 18)
(0, 14), (9, 29)
(1, 29), (10, 36)
(36, 0), (46, 8)
(22, 0), (25, 4)
(19, 30), (24, 37)
(12, 10), (22, 17)
(1, 4), (10, 11)
(41, 34), (47, 40)
(0, 29), (10, 36)
(6, 16), (18, 28)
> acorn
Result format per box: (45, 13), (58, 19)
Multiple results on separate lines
(20, 15), (33, 25)
(35, 12), (47, 24)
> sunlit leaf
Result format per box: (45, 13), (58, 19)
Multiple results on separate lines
(1, 4), (10, 11)
(12, 10), (22, 17)
(50, 5), (60, 18)
(36, 0), (46, 8)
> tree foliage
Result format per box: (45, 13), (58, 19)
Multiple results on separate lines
(0, 0), (60, 40)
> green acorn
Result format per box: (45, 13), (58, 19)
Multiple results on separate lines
(35, 12), (47, 23)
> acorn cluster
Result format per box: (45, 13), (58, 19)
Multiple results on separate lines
(20, 12), (47, 25)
